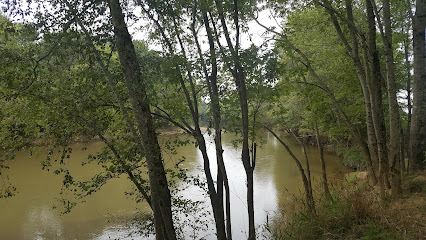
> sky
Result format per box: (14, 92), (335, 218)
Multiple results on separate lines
(126, 3), (281, 52)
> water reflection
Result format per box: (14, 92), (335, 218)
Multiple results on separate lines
(0, 132), (345, 239)
(22, 205), (64, 240)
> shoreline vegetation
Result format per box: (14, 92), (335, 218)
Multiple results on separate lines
(270, 170), (426, 240)
(18, 126), (207, 148)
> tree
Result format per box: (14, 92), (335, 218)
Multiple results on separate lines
(212, 0), (257, 237)
(106, 1), (177, 238)
(409, 0), (426, 170)
(370, 0), (402, 195)
(133, 1), (230, 237)
(2, 1), (179, 238)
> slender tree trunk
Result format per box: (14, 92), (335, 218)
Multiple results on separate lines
(315, 121), (331, 200)
(403, 37), (412, 171)
(144, 7), (228, 237)
(107, 1), (176, 239)
(214, 0), (255, 238)
(237, 69), (255, 240)
(196, 135), (227, 240)
(266, 126), (315, 212)
(190, 8), (231, 238)
(290, 130), (314, 208)
(378, 0), (402, 195)
(345, 0), (380, 176)
(361, 45), (380, 173)
(202, 11), (232, 238)
(409, 0), (426, 170)
(301, 139), (313, 203)
(366, 0), (390, 198)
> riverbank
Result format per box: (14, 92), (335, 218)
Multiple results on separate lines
(270, 171), (426, 240)
(158, 126), (208, 135)
(23, 127), (205, 148)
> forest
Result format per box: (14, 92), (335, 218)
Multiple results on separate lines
(0, 0), (425, 239)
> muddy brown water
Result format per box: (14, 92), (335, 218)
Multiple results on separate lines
(0, 132), (346, 239)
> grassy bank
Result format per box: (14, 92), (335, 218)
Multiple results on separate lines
(269, 171), (426, 240)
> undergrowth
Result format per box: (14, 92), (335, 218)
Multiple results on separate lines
(269, 172), (426, 240)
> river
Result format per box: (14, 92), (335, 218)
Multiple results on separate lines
(0, 131), (346, 239)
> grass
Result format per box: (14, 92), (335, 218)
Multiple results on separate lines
(270, 171), (426, 240)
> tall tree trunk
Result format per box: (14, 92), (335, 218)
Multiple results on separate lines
(208, 45), (232, 240)
(409, 0), (426, 170)
(403, 37), (412, 171)
(345, 0), (380, 176)
(315, 121), (331, 200)
(202, 11), (232, 238)
(177, 14), (229, 239)
(190, 7), (232, 238)
(141, 6), (228, 237)
(196, 135), (227, 240)
(214, 0), (255, 238)
(366, 0), (390, 198)
(72, 11), (159, 232)
(377, 0), (402, 195)
(107, 1), (176, 239)
(236, 68), (255, 240)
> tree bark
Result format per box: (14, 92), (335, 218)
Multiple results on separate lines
(107, 1), (176, 239)
(375, 0), (402, 195)
(366, 0), (390, 198)
(409, 0), (426, 170)
(403, 37), (412, 172)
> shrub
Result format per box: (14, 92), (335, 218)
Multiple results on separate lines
(270, 181), (405, 240)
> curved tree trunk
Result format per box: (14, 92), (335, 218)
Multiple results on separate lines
(266, 126), (315, 212)
(290, 130), (314, 208)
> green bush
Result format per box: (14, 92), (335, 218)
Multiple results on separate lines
(334, 144), (365, 170)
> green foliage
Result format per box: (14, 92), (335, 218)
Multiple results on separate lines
(272, 6), (364, 141)
(334, 144), (366, 170)
(222, 46), (280, 144)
